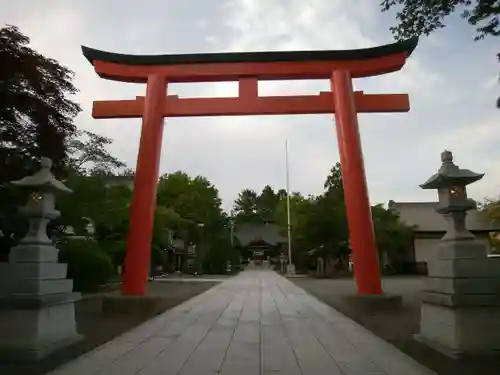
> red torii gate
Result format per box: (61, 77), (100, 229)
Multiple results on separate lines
(82, 38), (418, 296)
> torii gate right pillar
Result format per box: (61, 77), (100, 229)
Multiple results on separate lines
(331, 70), (382, 295)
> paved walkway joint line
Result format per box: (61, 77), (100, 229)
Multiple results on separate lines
(48, 270), (436, 375)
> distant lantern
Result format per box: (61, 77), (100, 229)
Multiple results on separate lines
(420, 150), (484, 241)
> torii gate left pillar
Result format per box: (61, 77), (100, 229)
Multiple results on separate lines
(82, 38), (418, 296)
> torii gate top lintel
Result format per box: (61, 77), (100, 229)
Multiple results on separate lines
(81, 37), (418, 83)
(82, 38), (418, 119)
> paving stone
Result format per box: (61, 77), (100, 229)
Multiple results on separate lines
(47, 340), (138, 375)
(48, 269), (436, 375)
(95, 337), (173, 375)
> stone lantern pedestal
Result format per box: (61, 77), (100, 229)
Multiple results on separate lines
(0, 158), (81, 361)
(416, 239), (500, 356)
(415, 151), (500, 357)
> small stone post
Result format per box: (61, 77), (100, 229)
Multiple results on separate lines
(0, 158), (82, 360)
(415, 150), (500, 357)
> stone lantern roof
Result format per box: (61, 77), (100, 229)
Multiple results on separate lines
(10, 157), (72, 193)
(420, 150), (484, 189)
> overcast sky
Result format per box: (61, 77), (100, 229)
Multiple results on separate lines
(2, 0), (499, 212)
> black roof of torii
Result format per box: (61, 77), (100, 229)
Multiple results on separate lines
(82, 38), (418, 66)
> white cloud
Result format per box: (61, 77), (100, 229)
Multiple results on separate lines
(1, 0), (499, 213)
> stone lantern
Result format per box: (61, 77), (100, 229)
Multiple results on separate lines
(421, 150), (484, 241)
(0, 158), (81, 360)
(415, 150), (500, 357)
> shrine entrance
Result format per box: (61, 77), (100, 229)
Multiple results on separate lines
(82, 38), (418, 296)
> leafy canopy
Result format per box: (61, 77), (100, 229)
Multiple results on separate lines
(231, 161), (413, 272)
(0, 25), (81, 181)
(381, 0), (500, 40)
(381, 0), (500, 108)
(67, 130), (126, 175)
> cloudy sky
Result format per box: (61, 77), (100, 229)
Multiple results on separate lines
(2, 0), (499, 212)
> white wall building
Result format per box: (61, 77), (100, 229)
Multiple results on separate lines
(388, 201), (499, 273)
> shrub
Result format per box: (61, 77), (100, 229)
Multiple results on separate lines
(101, 239), (126, 268)
(58, 239), (115, 293)
(203, 243), (241, 275)
(151, 243), (166, 267)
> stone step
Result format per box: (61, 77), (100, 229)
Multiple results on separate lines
(424, 277), (500, 295)
(8, 279), (73, 296)
(422, 291), (500, 307)
(8, 244), (59, 263)
(0, 262), (67, 280)
(427, 258), (500, 278)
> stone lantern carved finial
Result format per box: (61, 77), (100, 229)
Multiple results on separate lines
(441, 149), (453, 163)
(40, 157), (52, 169)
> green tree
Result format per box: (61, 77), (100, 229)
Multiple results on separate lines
(229, 161), (415, 275)
(0, 25), (81, 183)
(381, 0), (500, 108)
(276, 188), (288, 201)
(257, 185), (279, 223)
(273, 163), (349, 272)
(157, 172), (223, 230)
(324, 162), (344, 192)
(56, 173), (109, 236)
(0, 25), (82, 259)
(55, 124), (131, 241)
(0, 25), (81, 257)
(312, 162), (349, 262)
(233, 189), (261, 224)
(53, 173), (131, 264)
(67, 130), (126, 175)
(274, 193), (316, 267)
(371, 204), (414, 271)
(157, 171), (232, 271)
(58, 239), (115, 292)
(481, 197), (500, 224)
(301, 194), (349, 265)
(479, 198), (500, 252)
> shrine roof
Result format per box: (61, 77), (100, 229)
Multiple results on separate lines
(234, 223), (287, 247)
(82, 38), (418, 66)
(388, 201), (500, 232)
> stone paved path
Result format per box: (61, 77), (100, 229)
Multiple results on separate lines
(48, 270), (435, 375)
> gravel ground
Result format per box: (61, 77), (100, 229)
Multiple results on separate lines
(0, 281), (218, 375)
(292, 276), (500, 375)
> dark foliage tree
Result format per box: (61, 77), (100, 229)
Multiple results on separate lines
(0, 25), (81, 183)
(371, 203), (414, 270)
(157, 171), (232, 272)
(241, 162), (413, 274)
(381, 0), (500, 108)
(0, 25), (82, 259)
(67, 130), (126, 175)
(257, 185), (280, 223)
(233, 188), (261, 223)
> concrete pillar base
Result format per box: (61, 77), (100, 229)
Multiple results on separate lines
(342, 293), (402, 312)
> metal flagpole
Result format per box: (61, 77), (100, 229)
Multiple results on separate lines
(285, 139), (295, 274)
